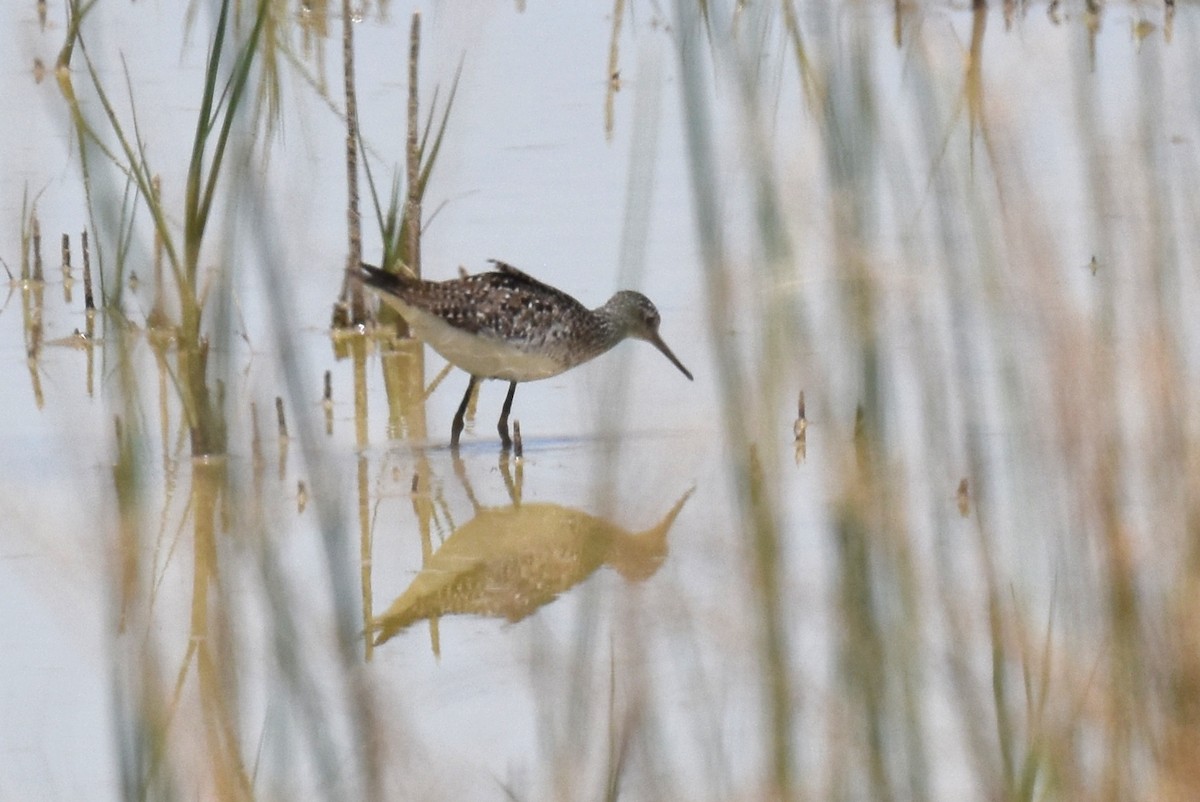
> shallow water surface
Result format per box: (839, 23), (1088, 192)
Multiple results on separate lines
(2, 1), (1199, 799)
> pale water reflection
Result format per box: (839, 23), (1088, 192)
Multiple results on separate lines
(371, 453), (691, 646)
(1, 0), (1198, 800)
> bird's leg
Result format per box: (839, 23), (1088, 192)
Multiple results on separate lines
(451, 375), (478, 449)
(497, 381), (517, 450)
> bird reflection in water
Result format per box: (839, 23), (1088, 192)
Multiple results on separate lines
(371, 455), (692, 647)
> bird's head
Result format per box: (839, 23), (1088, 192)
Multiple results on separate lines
(602, 291), (693, 381)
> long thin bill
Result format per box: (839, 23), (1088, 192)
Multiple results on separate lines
(648, 333), (694, 381)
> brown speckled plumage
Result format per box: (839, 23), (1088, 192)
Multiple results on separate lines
(365, 261), (615, 369)
(358, 260), (692, 448)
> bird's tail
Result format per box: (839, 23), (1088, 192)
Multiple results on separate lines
(357, 262), (417, 292)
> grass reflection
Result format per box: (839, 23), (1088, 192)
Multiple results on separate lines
(52, 0), (389, 798)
